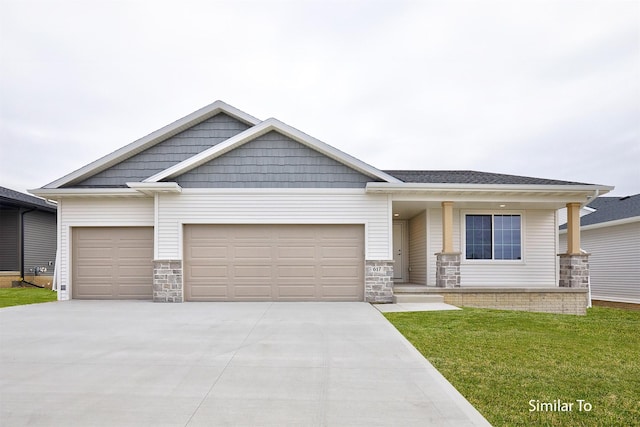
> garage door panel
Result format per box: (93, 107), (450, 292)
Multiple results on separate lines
(233, 285), (272, 298)
(75, 284), (114, 298)
(321, 265), (360, 278)
(79, 247), (115, 259)
(184, 224), (363, 301)
(233, 265), (272, 278)
(118, 247), (152, 258)
(321, 285), (361, 298)
(234, 246), (272, 259)
(277, 286), (316, 298)
(321, 246), (360, 259)
(190, 246), (228, 259)
(190, 284), (228, 299)
(277, 246), (316, 259)
(189, 265), (229, 278)
(277, 265), (316, 278)
(118, 266), (153, 278)
(76, 266), (113, 278)
(73, 227), (153, 300)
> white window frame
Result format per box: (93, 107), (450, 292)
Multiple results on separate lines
(461, 210), (525, 264)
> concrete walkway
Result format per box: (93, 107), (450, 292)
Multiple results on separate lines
(0, 301), (490, 426)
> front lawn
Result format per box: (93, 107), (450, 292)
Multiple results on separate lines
(0, 287), (57, 308)
(385, 307), (640, 427)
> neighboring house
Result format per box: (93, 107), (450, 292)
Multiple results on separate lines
(30, 101), (613, 314)
(559, 194), (640, 305)
(0, 186), (57, 288)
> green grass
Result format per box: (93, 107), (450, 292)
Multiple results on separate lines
(0, 287), (57, 308)
(385, 307), (640, 427)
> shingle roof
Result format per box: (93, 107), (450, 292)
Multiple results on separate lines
(0, 186), (57, 211)
(383, 170), (590, 185)
(560, 194), (640, 229)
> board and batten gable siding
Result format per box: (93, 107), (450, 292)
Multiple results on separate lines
(71, 113), (251, 187)
(24, 210), (57, 275)
(173, 131), (376, 188)
(157, 190), (391, 260)
(560, 222), (640, 303)
(0, 208), (19, 271)
(428, 208), (557, 287)
(56, 197), (154, 300)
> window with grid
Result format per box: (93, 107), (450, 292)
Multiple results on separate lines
(465, 214), (521, 260)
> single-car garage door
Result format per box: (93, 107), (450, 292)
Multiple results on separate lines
(72, 227), (153, 299)
(184, 224), (364, 301)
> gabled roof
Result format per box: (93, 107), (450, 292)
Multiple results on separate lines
(0, 186), (57, 211)
(560, 194), (640, 229)
(385, 170), (590, 185)
(144, 118), (402, 184)
(43, 101), (260, 189)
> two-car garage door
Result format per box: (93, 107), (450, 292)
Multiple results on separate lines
(72, 224), (364, 301)
(183, 224), (364, 301)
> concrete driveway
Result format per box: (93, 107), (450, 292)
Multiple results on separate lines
(0, 301), (490, 426)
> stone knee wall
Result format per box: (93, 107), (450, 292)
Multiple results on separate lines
(365, 260), (394, 303)
(435, 253), (460, 288)
(153, 260), (183, 302)
(438, 289), (588, 315)
(559, 254), (590, 288)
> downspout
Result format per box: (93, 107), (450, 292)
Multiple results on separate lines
(20, 207), (44, 288)
(583, 189), (599, 309)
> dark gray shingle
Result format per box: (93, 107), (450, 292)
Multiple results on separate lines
(0, 186), (57, 211)
(383, 170), (590, 185)
(560, 194), (640, 228)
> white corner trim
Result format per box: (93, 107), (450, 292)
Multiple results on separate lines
(43, 101), (261, 189)
(144, 117), (402, 184)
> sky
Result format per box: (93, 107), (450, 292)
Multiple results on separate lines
(1, 0), (638, 197)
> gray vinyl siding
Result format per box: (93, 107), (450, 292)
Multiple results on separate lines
(23, 210), (57, 276)
(72, 113), (251, 187)
(0, 208), (19, 271)
(561, 222), (640, 303)
(174, 131), (374, 188)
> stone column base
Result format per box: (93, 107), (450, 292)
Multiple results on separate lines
(435, 252), (461, 288)
(153, 260), (183, 302)
(559, 253), (590, 288)
(365, 260), (394, 303)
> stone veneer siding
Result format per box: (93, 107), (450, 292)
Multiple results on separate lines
(365, 260), (394, 303)
(435, 253), (461, 288)
(559, 254), (590, 288)
(153, 260), (183, 302)
(422, 288), (589, 315)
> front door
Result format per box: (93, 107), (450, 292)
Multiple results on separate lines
(393, 221), (405, 281)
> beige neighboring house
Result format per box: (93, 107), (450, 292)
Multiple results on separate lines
(31, 101), (613, 314)
(560, 194), (640, 305)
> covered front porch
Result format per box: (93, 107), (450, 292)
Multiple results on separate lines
(372, 185), (599, 314)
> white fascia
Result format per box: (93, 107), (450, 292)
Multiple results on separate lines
(43, 101), (261, 189)
(366, 182), (614, 202)
(144, 118), (402, 184)
(366, 182), (615, 194)
(558, 215), (640, 233)
(28, 188), (143, 199)
(126, 182), (182, 196)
